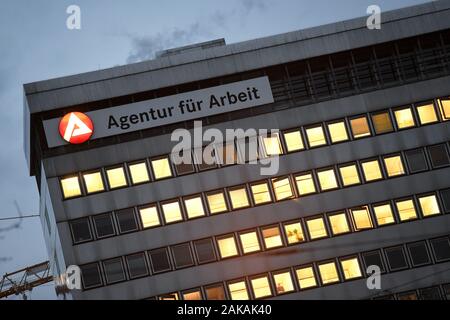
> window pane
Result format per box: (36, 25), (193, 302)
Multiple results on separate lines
(128, 162), (150, 184)
(284, 222), (305, 244)
(251, 182), (272, 204)
(171, 243), (194, 268)
(317, 169), (338, 190)
(384, 155), (405, 177)
(350, 116), (371, 138)
(251, 276), (272, 298)
(405, 149), (428, 173)
(339, 164), (360, 186)
(239, 231), (261, 254)
(218, 236), (238, 258)
(362, 250), (385, 273)
(417, 103), (438, 125)
(418, 195), (440, 217)
(207, 191), (228, 214)
(194, 146), (217, 171)
(438, 98), (450, 120)
(205, 284), (226, 300)
(407, 242), (431, 266)
(103, 258), (125, 284)
(149, 248), (171, 273)
(373, 203), (395, 225)
(126, 253), (148, 278)
(83, 171), (104, 194)
(194, 238), (216, 264)
(115, 208), (138, 233)
(80, 263), (102, 288)
(172, 152), (195, 175)
(428, 144), (450, 167)
(306, 125), (326, 147)
(318, 262), (340, 284)
(327, 121), (348, 143)
(329, 212), (350, 235)
(273, 272), (294, 294)
(306, 217), (328, 239)
(340, 257), (362, 280)
(372, 112), (393, 134)
(351, 207), (373, 230)
(262, 134), (283, 156)
(228, 186), (250, 210)
(272, 177), (294, 201)
(216, 142), (237, 165)
(385, 246), (408, 270)
(361, 160), (383, 181)
(151, 158), (172, 180)
(419, 287), (442, 300)
(159, 293), (179, 300)
(296, 266), (317, 289)
(394, 107), (415, 129)
(228, 281), (249, 300)
(61, 176), (82, 198)
(70, 218), (92, 243)
(283, 130), (304, 152)
(295, 173), (316, 195)
(161, 200), (183, 223)
(442, 188), (450, 212)
(397, 292), (418, 300)
(184, 196), (205, 219)
(106, 167), (127, 189)
(430, 237), (450, 261)
(139, 205), (160, 228)
(262, 226), (283, 249)
(93, 213), (115, 238)
(183, 290), (202, 300)
(395, 199), (417, 221)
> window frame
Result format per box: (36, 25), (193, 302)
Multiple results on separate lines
(371, 110), (394, 135)
(206, 189), (229, 214)
(69, 217), (93, 244)
(383, 153), (406, 178)
(80, 262), (103, 289)
(281, 128), (305, 153)
(171, 242), (195, 269)
(361, 250), (386, 274)
(261, 225), (284, 250)
(148, 247), (172, 274)
(404, 148), (429, 173)
(193, 238), (217, 264)
(349, 114), (372, 139)
(384, 245), (409, 272)
(216, 234), (240, 259)
(350, 206), (374, 231)
(417, 193), (441, 218)
(271, 269), (296, 295)
(429, 237), (450, 262)
(227, 278), (250, 300)
(60, 174), (83, 199)
(171, 151), (196, 176)
(102, 257), (126, 285)
(227, 184), (251, 210)
(305, 215), (329, 240)
(327, 211), (352, 236)
(338, 162), (362, 187)
(115, 208), (139, 234)
(305, 123), (328, 148)
(181, 288), (203, 300)
(294, 171), (317, 196)
(92, 212), (116, 239)
(105, 164), (129, 190)
(393, 105), (417, 130)
(238, 229), (262, 255)
(81, 168), (106, 195)
(249, 180), (273, 206)
(127, 159), (151, 185)
(406, 241), (432, 267)
(317, 259), (341, 286)
(271, 176), (295, 201)
(160, 198), (185, 224)
(150, 156), (174, 180)
(415, 101), (439, 126)
(339, 255), (363, 281)
(182, 194), (207, 220)
(316, 167), (340, 191)
(326, 119), (350, 144)
(295, 264), (318, 290)
(138, 204), (161, 229)
(371, 201), (397, 227)
(125, 252), (150, 279)
(394, 197), (418, 222)
(360, 158), (384, 182)
(249, 274), (273, 299)
(283, 220), (306, 245)
(427, 143), (450, 168)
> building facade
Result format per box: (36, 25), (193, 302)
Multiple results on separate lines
(24, 1), (450, 300)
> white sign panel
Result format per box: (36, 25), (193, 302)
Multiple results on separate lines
(43, 77), (274, 148)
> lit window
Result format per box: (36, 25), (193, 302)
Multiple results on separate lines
(106, 167), (127, 189)
(128, 161), (150, 184)
(61, 176), (82, 198)
(372, 112), (393, 134)
(251, 276), (272, 299)
(350, 116), (371, 138)
(296, 266), (317, 289)
(306, 125), (326, 147)
(438, 98), (450, 120)
(228, 186), (250, 210)
(373, 203), (395, 226)
(417, 103), (438, 125)
(262, 134), (283, 156)
(361, 159), (383, 181)
(395, 199), (417, 221)
(228, 281), (249, 300)
(83, 171), (104, 194)
(306, 217), (328, 239)
(351, 207), (373, 230)
(340, 257), (362, 280)
(394, 107), (415, 129)
(161, 200), (183, 224)
(159, 293), (179, 300)
(139, 205), (160, 228)
(295, 173), (316, 195)
(182, 290), (202, 300)
(272, 177), (294, 201)
(317, 168), (338, 191)
(262, 226), (283, 249)
(418, 195), (440, 217)
(328, 212), (350, 235)
(284, 222), (305, 244)
(215, 142), (237, 165)
(384, 155), (405, 177)
(273, 271), (294, 294)
(283, 130), (304, 152)
(184, 196), (205, 219)
(217, 235), (238, 258)
(207, 191), (228, 214)
(251, 182), (272, 205)
(205, 284), (226, 300)
(327, 121), (348, 143)
(339, 164), (360, 186)
(151, 157), (172, 180)
(239, 231), (260, 254)
(318, 262), (340, 285)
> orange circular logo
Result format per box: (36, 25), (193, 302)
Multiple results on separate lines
(59, 112), (94, 144)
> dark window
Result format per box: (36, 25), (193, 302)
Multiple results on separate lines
(405, 149), (428, 173)
(385, 246), (408, 271)
(115, 208), (138, 233)
(103, 258), (125, 284)
(440, 188), (450, 212)
(149, 248), (171, 273)
(443, 284), (450, 300)
(171, 243), (194, 268)
(428, 144), (450, 167)
(407, 241), (431, 266)
(397, 291), (418, 300)
(194, 238), (217, 264)
(70, 218), (92, 243)
(430, 237), (450, 261)
(93, 213), (115, 238)
(80, 263), (102, 288)
(419, 287), (442, 300)
(126, 253), (149, 278)
(172, 152), (195, 175)
(373, 295), (395, 300)
(362, 250), (385, 273)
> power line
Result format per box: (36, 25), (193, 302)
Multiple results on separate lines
(0, 215), (39, 222)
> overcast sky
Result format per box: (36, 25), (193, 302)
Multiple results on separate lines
(0, 0), (431, 300)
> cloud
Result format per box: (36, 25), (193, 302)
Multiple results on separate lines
(241, 0), (268, 15)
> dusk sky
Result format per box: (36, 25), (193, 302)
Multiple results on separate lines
(0, 0), (430, 299)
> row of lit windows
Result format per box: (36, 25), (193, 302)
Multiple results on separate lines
(373, 283), (450, 300)
(69, 142), (450, 244)
(148, 235), (450, 300)
(59, 98), (450, 199)
(77, 189), (450, 290)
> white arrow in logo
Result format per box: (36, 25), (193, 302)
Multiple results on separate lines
(64, 112), (93, 142)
